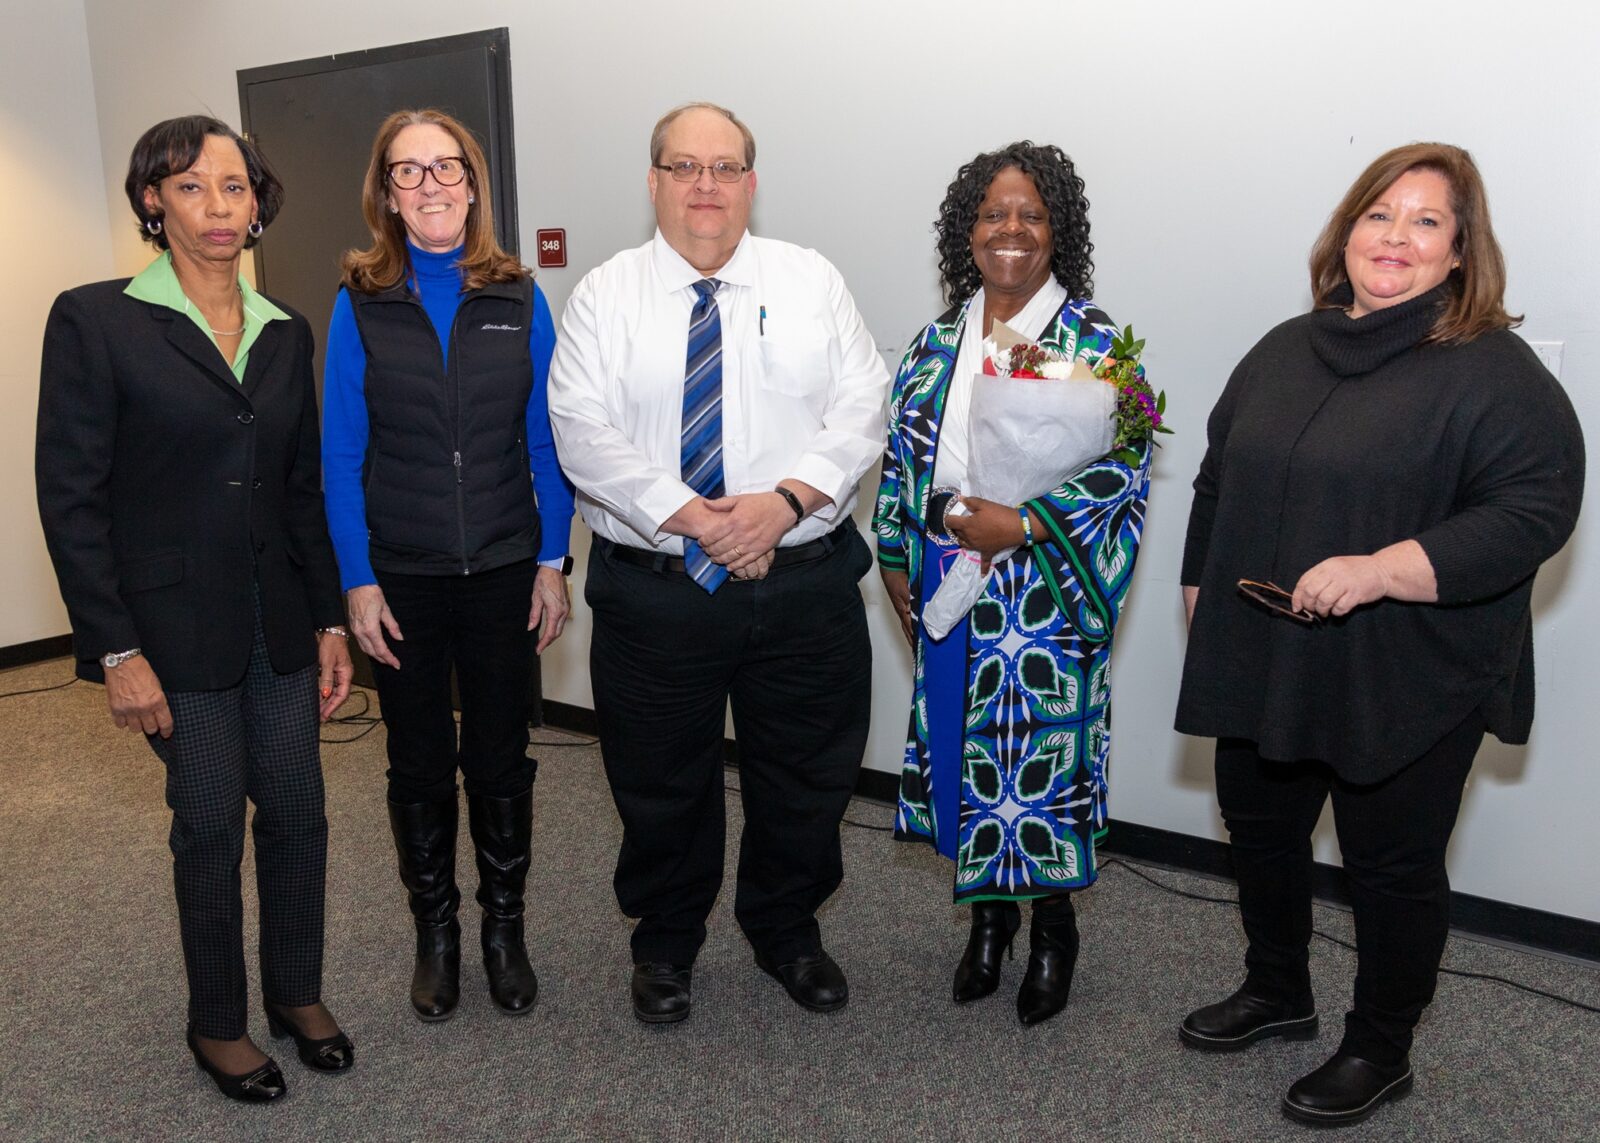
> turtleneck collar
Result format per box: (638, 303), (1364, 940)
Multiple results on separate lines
(406, 241), (465, 286)
(1308, 281), (1451, 377)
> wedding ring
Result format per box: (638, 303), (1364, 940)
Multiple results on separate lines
(733, 545), (743, 558)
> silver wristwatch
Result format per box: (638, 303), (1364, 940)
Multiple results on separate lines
(100, 648), (143, 669)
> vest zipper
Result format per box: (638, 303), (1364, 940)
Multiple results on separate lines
(449, 303), (469, 574)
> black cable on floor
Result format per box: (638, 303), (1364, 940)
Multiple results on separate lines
(0, 676), (78, 700)
(319, 687), (384, 744)
(1099, 856), (1600, 1016)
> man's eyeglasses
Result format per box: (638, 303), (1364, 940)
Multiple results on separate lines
(386, 157), (469, 190)
(1237, 579), (1320, 624)
(654, 160), (749, 184)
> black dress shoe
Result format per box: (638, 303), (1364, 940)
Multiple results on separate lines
(186, 1028), (287, 1103)
(755, 949), (849, 1013)
(1179, 984), (1318, 1051)
(264, 999), (355, 1073)
(631, 962), (693, 1023)
(953, 900), (1021, 1004)
(1283, 1050), (1413, 1126)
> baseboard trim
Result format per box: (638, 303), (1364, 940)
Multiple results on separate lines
(0, 634), (74, 672)
(542, 704), (1599, 964)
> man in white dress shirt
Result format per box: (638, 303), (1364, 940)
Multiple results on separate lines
(548, 102), (889, 1023)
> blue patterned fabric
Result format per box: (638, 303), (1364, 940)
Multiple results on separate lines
(874, 297), (1153, 901)
(681, 278), (727, 592)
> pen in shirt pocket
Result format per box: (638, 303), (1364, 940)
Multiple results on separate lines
(759, 304), (766, 336)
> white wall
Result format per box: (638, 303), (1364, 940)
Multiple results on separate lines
(18, 0), (1597, 921)
(0, 0), (115, 646)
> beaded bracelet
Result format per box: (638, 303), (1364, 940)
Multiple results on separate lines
(1018, 506), (1034, 546)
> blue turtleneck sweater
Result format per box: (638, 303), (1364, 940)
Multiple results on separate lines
(321, 243), (572, 590)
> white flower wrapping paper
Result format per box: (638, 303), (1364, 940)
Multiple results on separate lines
(922, 370), (1116, 641)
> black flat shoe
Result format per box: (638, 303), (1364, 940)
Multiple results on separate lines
(1016, 894), (1078, 1026)
(1179, 984), (1318, 1051)
(186, 1027), (287, 1103)
(631, 962), (693, 1024)
(1283, 1050), (1413, 1127)
(953, 900), (1021, 1004)
(755, 949), (849, 1013)
(264, 999), (355, 1073)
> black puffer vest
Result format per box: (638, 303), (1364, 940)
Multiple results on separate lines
(349, 275), (541, 575)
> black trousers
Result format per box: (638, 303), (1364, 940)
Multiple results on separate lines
(146, 599), (326, 1040)
(370, 559), (536, 804)
(1215, 710), (1484, 1065)
(586, 527), (873, 965)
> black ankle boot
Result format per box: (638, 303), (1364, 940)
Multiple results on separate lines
(1016, 893), (1079, 1025)
(388, 795), (462, 1022)
(469, 787), (538, 1014)
(953, 900), (1021, 1003)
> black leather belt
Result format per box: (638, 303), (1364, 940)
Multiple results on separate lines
(602, 521), (855, 575)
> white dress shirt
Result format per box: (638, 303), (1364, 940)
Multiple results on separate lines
(549, 230), (891, 552)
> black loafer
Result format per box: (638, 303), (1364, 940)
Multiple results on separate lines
(1283, 1050), (1413, 1126)
(264, 999), (355, 1073)
(1179, 985), (1318, 1051)
(186, 1028), (287, 1103)
(755, 949), (849, 1013)
(631, 962), (693, 1023)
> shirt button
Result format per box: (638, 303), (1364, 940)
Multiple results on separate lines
(237, 411), (255, 424)
(255, 540), (266, 554)
(252, 478), (262, 489)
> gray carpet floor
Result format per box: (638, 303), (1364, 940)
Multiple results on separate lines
(0, 657), (1596, 1142)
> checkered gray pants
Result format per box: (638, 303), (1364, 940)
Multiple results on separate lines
(146, 602), (327, 1039)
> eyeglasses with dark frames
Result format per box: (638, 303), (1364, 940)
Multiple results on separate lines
(386, 156), (469, 190)
(654, 160), (749, 183)
(1236, 579), (1321, 624)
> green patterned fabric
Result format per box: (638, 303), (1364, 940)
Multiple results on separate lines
(874, 297), (1152, 901)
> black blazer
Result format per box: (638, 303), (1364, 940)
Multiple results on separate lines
(36, 279), (344, 689)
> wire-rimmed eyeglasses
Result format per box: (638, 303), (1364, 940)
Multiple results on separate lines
(386, 156), (469, 190)
(1237, 579), (1321, 624)
(654, 160), (749, 183)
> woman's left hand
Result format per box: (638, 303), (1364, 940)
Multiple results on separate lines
(316, 632), (354, 721)
(1291, 555), (1391, 618)
(529, 565), (570, 653)
(945, 496), (1029, 571)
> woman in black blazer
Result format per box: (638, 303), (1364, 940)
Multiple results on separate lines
(36, 116), (355, 1103)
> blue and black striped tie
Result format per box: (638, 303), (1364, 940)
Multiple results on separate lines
(681, 278), (728, 593)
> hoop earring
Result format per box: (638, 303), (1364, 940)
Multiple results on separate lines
(247, 219), (264, 238)
(145, 217), (163, 236)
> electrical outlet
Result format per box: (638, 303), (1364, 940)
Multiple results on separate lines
(1526, 340), (1564, 378)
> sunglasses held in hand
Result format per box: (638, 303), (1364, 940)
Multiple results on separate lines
(1237, 579), (1321, 625)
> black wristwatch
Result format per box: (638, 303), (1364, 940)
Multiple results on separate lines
(774, 485), (805, 525)
(559, 555), (574, 576)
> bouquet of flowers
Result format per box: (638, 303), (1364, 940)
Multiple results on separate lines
(921, 321), (1166, 641)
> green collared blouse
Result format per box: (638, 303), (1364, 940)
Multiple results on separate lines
(123, 251), (288, 382)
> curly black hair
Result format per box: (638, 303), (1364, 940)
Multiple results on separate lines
(935, 141), (1094, 306)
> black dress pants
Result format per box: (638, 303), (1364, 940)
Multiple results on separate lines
(146, 596), (326, 1040)
(1215, 710), (1484, 1065)
(586, 527), (873, 965)
(370, 559), (537, 803)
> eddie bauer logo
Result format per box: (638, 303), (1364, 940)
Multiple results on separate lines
(481, 323), (522, 331)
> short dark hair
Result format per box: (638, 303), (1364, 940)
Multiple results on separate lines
(936, 141), (1094, 306)
(124, 115), (284, 251)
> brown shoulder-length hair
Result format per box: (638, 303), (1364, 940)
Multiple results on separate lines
(341, 109), (527, 294)
(1308, 142), (1519, 344)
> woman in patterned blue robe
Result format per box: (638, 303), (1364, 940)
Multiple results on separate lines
(874, 143), (1152, 1025)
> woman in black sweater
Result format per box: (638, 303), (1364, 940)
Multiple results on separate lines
(1175, 143), (1584, 1127)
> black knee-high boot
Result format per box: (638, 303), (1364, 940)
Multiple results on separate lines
(1017, 892), (1078, 1025)
(469, 788), (538, 1014)
(953, 900), (1022, 1003)
(388, 795), (462, 1022)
